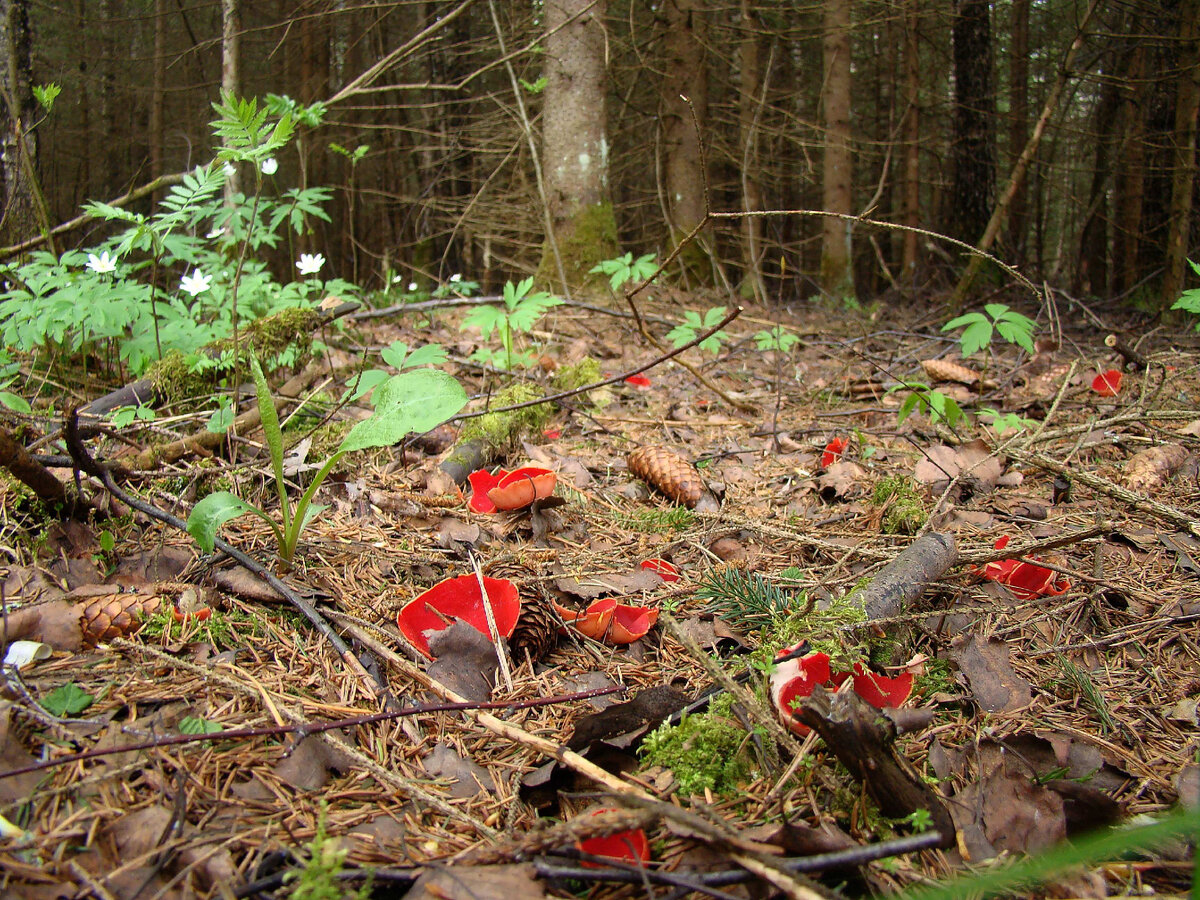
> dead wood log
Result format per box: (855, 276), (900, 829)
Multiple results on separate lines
(848, 532), (957, 622)
(796, 685), (955, 849)
(0, 424), (69, 510)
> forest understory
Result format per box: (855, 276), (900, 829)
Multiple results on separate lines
(1, 286), (1198, 899)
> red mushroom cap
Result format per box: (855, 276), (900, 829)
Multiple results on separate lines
(486, 466), (557, 510)
(397, 575), (521, 659)
(577, 810), (650, 868)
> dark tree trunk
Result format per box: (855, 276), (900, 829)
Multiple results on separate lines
(1163, 0), (1200, 308)
(1006, 0), (1029, 263)
(948, 0), (996, 246)
(0, 0), (39, 246)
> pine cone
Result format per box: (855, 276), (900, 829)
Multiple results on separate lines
(920, 357), (983, 386)
(485, 557), (560, 664)
(80, 590), (167, 647)
(627, 446), (704, 507)
(510, 592), (560, 664)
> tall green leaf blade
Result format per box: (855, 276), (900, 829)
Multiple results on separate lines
(186, 491), (257, 553)
(338, 369), (467, 453)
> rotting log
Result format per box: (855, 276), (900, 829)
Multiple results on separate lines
(796, 685), (956, 849)
(0, 424), (68, 509)
(849, 531), (957, 622)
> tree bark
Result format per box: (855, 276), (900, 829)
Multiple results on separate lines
(221, 0), (241, 199)
(1114, 34), (1148, 296)
(149, 0), (166, 198)
(738, 0), (767, 303)
(539, 0), (618, 292)
(948, 0), (996, 247)
(900, 0), (921, 287)
(952, 1), (1095, 305)
(0, 0), (39, 246)
(1006, 0), (1029, 263)
(819, 0), (854, 302)
(660, 0), (709, 282)
(1162, 0), (1200, 309)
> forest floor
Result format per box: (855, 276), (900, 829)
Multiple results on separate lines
(2, 286), (1199, 899)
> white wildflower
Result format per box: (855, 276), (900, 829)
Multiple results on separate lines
(296, 253), (325, 276)
(86, 251), (117, 274)
(407, 282), (418, 292)
(206, 226), (224, 240)
(450, 273), (462, 283)
(179, 270), (212, 297)
(223, 162), (236, 178)
(260, 157), (278, 175)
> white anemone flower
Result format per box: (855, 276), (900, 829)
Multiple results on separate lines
(86, 251), (117, 274)
(296, 253), (325, 276)
(260, 157), (279, 175)
(223, 162), (236, 178)
(407, 282), (418, 292)
(449, 273), (462, 283)
(180, 270), (212, 297)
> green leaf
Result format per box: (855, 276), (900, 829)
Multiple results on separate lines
(941, 312), (986, 332)
(179, 716), (223, 735)
(0, 391), (30, 413)
(897, 392), (923, 425)
(33, 83), (61, 112)
(397, 342), (447, 369)
(461, 305), (504, 339)
(957, 319), (993, 357)
(995, 318), (1036, 354)
(250, 357), (288, 524)
(43, 682), (94, 717)
(186, 491), (259, 553)
(344, 369), (389, 403)
(339, 369), (467, 454)
(207, 402), (234, 434)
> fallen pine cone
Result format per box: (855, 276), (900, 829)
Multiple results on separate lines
(80, 590), (168, 647)
(920, 357), (994, 389)
(627, 445), (707, 508)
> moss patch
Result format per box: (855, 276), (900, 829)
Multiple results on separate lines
(639, 695), (758, 797)
(536, 201), (619, 295)
(872, 475), (926, 535)
(457, 381), (551, 453)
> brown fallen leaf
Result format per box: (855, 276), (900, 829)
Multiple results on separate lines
(427, 621), (502, 702)
(816, 460), (867, 501)
(423, 742), (493, 798)
(950, 635), (1032, 713)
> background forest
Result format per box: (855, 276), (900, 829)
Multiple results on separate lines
(2, 0), (1197, 311)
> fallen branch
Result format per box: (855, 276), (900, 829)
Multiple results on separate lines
(796, 685), (954, 849)
(848, 532), (957, 621)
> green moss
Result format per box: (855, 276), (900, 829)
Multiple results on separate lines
(639, 695), (758, 797)
(913, 657), (954, 698)
(871, 475), (927, 535)
(457, 381), (550, 452)
(551, 356), (601, 393)
(536, 201), (619, 294)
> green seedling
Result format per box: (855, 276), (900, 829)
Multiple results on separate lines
(110, 403), (156, 428)
(754, 325), (799, 352)
(978, 407), (1037, 436)
(1170, 258), (1200, 329)
(178, 716), (223, 735)
(461, 276), (561, 370)
(668, 306), (729, 354)
(942, 302), (1036, 357)
(589, 252), (658, 292)
(343, 341), (448, 405)
(187, 356), (466, 563)
(888, 380), (967, 429)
